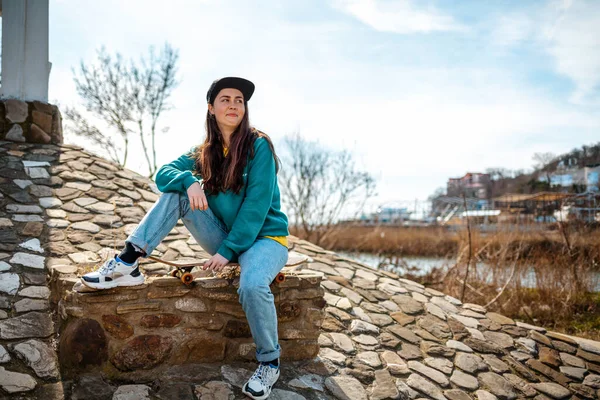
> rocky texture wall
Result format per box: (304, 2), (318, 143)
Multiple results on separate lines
(0, 139), (69, 398)
(1, 99), (63, 145)
(0, 135), (326, 397)
(52, 271), (324, 380)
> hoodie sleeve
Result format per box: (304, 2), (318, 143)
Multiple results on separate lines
(155, 149), (200, 193)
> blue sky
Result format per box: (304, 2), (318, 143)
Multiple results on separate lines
(47, 0), (600, 211)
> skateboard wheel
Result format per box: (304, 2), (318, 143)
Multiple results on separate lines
(181, 272), (194, 285)
(170, 269), (179, 278)
(275, 273), (285, 283)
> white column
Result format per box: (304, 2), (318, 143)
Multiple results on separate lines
(0, 0), (51, 102)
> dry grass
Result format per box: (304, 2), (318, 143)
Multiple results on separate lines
(292, 223), (600, 340)
(432, 229), (600, 340)
(305, 223), (600, 261)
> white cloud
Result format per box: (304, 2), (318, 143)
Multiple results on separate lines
(331, 0), (467, 34)
(490, 14), (535, 48)
(542, 0), (600, 105)
(48, 0), (599, 205)
(247, 64), (599, 202)
(488, 0), (600, 106)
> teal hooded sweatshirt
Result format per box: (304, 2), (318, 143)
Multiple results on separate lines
(155, 137), (289, 261)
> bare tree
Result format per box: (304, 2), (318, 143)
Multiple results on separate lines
(485, 167), (511, 181)
(64, 107), (121, 164)
(279, 133), (376, 246)
(427, 187), (446, 201)
(65, 44), (179, 177)
(532, 152), (556, 186)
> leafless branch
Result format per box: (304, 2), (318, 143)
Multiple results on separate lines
(67, 44), (179, 176)
(279, 133), (376, 246)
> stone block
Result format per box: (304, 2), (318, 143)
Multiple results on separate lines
(11, 339), (59, 379)
(79, 292), (139, 304)
(0, 312), (54, 339)
(215, 302), (245, 318)
(147, 286), (191, 299)
(59, 318), (108, 369)
(21, 222), (43, 237)
(278, 301), (302, 322)
(140, 313), (182, 328)
(186, 314), (224, 331)
(110, 335), (173, 371)
(175, 298), (207, 312)
(299, 274), (322, 287)
(102, 315), (134, 340)
(180, 336), (226, 362)
(27, 124), (52, 144)
(224, 320), (252, 338)
(234, 342), (257, 360)
(277, 275), (300, 288)
(0, 366), (36, 393)
(526, 359), (572, 386)
(281, 339), (320, 360)
(279, 327), (320, 340)
(14, 298), (49, 313)
(32, 110), (52, 133)
(195, 278), (230, 289)
(280, 287), (325, 301)
(117, 301), (161, 314)
(5, 99), (28, 123)
(5, 124), (26, 142)
(195, 289), (239, 302)
(51, 107), (63, 144)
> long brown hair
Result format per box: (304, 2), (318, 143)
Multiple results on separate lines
(193, 103), (280, 194)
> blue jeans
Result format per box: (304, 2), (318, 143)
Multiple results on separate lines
(127, 192), (288, 362)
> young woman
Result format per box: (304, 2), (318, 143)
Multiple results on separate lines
(81, 77), (290, 399)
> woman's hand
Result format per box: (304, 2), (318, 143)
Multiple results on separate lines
(187, 182), (208, 211)
(203, 253), (229, 272)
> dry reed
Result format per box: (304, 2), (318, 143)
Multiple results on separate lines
(293, 222), (600, 339)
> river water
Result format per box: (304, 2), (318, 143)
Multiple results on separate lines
(337, 251), (544, 290)
(337, 251), (451, 275)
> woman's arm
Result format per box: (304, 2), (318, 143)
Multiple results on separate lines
(217, 138), (276, 260)
(155, 149), (200, 193)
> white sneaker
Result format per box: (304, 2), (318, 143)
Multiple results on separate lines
(242, 363), (280, 400)
(81, 257), (144, 289)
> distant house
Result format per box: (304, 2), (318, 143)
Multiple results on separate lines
(585, 166), (600, 192)
(447, 172), (491, 199)
(352, 207), (413, 225)
(374, 207), (412, 224)
(539, 165), (600, 192)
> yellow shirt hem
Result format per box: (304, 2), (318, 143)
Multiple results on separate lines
(263, 236), (288, 248)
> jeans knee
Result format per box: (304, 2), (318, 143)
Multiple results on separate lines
(238, 281), (270, 303)
(159, 191), (180, 203)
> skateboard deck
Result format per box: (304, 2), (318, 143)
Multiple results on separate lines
(146, 251), (308, 286)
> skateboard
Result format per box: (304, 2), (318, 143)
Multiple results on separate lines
(146, 255), (286, 286)
(75, 251), (310, 292)
(170, 265), (196, 285)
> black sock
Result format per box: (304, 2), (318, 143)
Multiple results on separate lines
(118, 242), (144, 264)
(263, 358), (279, 367)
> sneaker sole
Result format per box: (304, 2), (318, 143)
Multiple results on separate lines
(241, 386), (271, 400)
(81, 275), (145, 290)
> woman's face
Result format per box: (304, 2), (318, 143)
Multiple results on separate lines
(209, 88), (245, 131)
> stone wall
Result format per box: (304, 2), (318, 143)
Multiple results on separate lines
(0, 139), (68, 397)
(1, 99), (63, 145)
(0, 128), (326, 396)
(53, 271), (325, 380)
